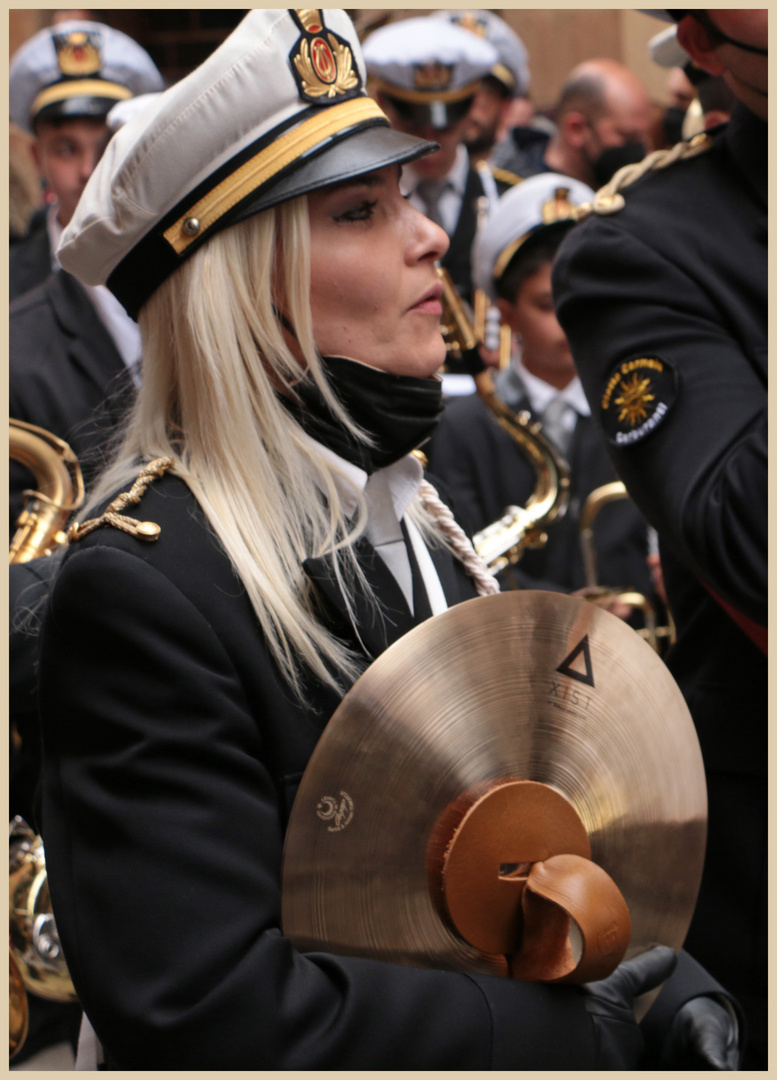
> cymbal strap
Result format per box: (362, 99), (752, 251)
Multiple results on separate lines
(510, 854), (631, 984)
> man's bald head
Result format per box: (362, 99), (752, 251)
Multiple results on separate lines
(544, 58), (652, 186)
(558, 59), (652, 133)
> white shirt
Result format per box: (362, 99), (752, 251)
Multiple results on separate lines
(304, 437), (448, 617)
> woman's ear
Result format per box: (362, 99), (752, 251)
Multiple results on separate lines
(676, 15), (727, 77)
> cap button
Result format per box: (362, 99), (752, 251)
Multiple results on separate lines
(182, 217), (201, 237)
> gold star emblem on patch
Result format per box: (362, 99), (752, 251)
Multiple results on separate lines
(614, 373), (655, 427)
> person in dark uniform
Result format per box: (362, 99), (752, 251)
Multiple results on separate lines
(9, 22), (164, 535)
(363, 16), (521, 307)
(493, 57), (653, 189)
(38, 10), (740, 1071)
(428, 173), (653, 611)
(9, 19), (163, 300)
(553, 9), (767, 1068)
(429, 9), (532, 168)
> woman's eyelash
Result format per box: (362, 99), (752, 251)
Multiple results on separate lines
(334, 198), (378, 222)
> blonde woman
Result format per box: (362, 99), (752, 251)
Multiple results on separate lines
(39, 10), (735, 1071)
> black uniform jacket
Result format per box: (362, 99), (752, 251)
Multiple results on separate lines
(428, 391), (652, 597)
(39, 470), (721, 1069)
(9, 207), (51, 301)
(553, 105), (767, 1062)
(9, 270), (136, 535)
(552, 104), (767, 773)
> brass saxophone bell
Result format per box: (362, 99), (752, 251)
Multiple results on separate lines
(9, 419), (84, 564)
(9, 817), (79, 1058)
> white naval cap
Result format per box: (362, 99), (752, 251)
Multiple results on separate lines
(105, 92), (162, 133)
(57, 9), (437, 320)
(430, 10), (530, 98)
(648, 24), (689, 68)
(473, 173), (595, 299)
(9, 20), (164, 134)
(363, 17), (498, 129)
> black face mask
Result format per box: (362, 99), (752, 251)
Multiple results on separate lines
(662, 106), (687, 146)
(591, 142), (647, 187)
(281, 355), (444, 474)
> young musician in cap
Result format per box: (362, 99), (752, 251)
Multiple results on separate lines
(38, 10), (738, 1070)
(428, 173), (653, 611)
(554, 8), (767, 1067)
(363, 16), (521, 308)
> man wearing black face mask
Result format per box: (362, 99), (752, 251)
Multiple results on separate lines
(497, 58), (653, 188)
(553, 8), (767, 1068)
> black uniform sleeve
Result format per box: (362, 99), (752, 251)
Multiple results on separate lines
(40, 544), (602, 1070)
(553, 217), (766, 624)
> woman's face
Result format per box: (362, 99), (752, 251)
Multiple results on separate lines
(307, 164), (449, 378)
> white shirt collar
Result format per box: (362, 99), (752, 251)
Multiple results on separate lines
(512, 354), (591, 418)
(300, 433), (424, 524)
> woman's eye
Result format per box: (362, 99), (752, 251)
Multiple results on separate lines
(334, 199), (377, 223)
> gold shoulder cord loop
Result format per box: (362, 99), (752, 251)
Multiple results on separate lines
(68, 457), (175, 544)
(585, 132), (714, 217)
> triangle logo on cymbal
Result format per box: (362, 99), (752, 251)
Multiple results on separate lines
(557, 635), (594, 687)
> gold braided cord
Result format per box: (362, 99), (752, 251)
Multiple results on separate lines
(589, 132), (714, 216)
(68, 457), (175, 543)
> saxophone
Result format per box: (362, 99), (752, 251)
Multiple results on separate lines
(10, 419), (84, 563)
(437, 269), (570, 574)
(9, 420), (83, 1056)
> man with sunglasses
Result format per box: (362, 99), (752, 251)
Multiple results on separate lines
(553, 10), (767, 1068)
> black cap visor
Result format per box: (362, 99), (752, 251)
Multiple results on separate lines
(228, 122), (439, 223)
(382, 93), (474, 131)
(108, 117), (438, 318)
(34, 94), (116, 130)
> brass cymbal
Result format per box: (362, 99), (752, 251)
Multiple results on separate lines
(282, 591), (706, 992)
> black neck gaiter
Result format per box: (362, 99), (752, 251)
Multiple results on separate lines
(281, 355), (444, 474)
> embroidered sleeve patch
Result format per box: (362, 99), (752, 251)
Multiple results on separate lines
(600, 355), (678, 446)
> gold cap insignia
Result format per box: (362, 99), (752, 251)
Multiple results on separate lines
(290, 10), (361, 102)
(541, 187), (580, 226)
(451, 13), (488, 38)
(600, 356), (678, 447)
(53, 30), (102, 77)
(413, 61), (454, 92)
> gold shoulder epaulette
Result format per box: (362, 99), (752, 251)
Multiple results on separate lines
(68, 457), (175, 544)
(585, 132), (715, 218)
(491, 166), (524, 188)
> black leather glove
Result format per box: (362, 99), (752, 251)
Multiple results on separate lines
(582, 946), (677, 1069)
(660, 995), (741, 1070)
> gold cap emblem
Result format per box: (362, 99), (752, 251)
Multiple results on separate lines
(53, 30), (102, 77)
(541, 187), (580, 226)
(413, 61), (454, 92)
(452, 13), (488, 38)
(290, 10), (361, 102)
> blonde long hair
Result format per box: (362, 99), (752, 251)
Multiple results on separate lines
(83, 197), (449, 695)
